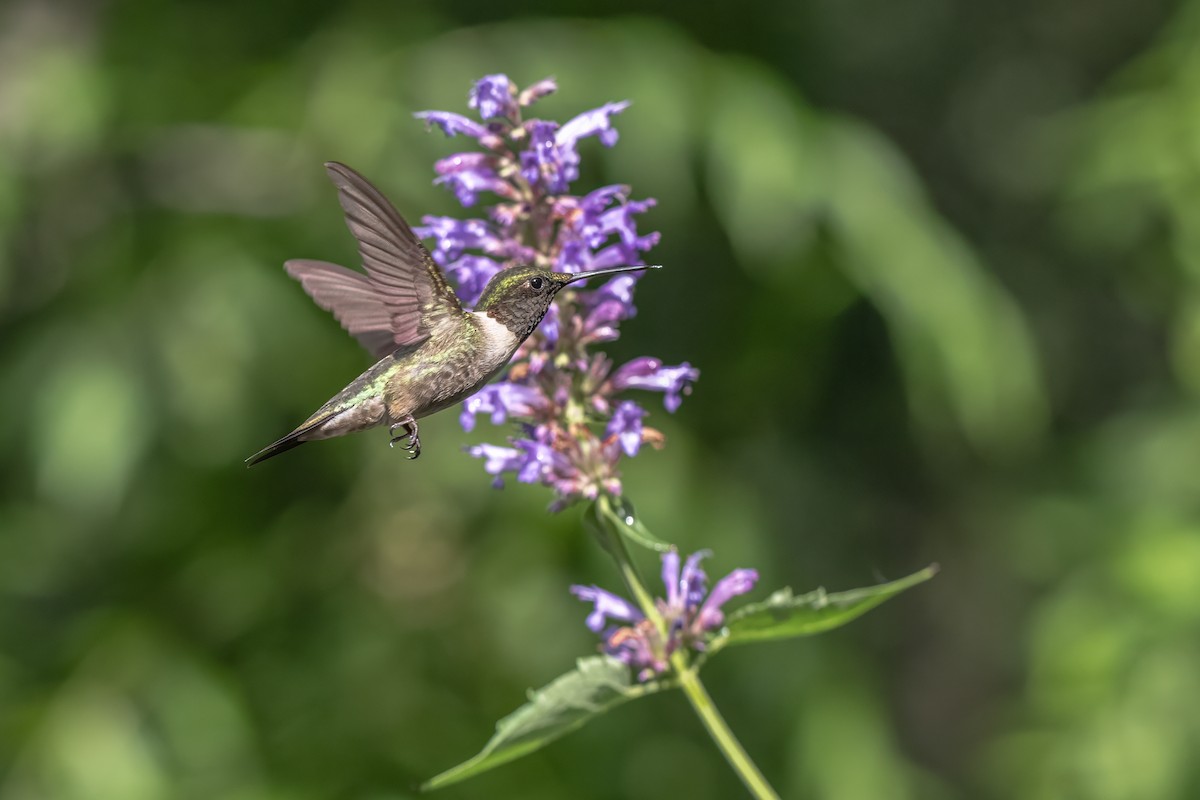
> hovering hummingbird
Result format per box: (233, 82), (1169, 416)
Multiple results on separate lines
(246, 162), (657, 466)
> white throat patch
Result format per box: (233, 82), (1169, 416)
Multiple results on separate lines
(472, 311), (522, 365)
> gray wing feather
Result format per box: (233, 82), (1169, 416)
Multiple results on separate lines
(284, 259), (400, 358)
(323, 161), (463, 345)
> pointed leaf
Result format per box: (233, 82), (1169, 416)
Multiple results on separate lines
(423, 656), (663, 791)
(589, 496), (674, 553)
(711, 565), (938, 649)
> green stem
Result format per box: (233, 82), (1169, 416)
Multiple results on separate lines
(671, 654), (780, 800)
(594, 495), (781, 800)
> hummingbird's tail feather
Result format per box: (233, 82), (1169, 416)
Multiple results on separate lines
(244, 402), (360, 466)
(245, 429), (310, 466)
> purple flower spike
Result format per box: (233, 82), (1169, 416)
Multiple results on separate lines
(570, 585), (643, 631)
(469, 74), (517, 120)
(574, 551), (757, 681)
(418, 75), (698, 509)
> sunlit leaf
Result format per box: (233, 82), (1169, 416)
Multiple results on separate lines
(423, 656), (663, 791)
(711, 565), (938, 649)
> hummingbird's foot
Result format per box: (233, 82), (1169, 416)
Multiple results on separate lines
(388, 419), (421, 460)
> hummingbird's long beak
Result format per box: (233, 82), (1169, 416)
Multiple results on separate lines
(559, 264), (661, 285)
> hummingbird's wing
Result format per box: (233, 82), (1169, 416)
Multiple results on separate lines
(323, 161), (464, 346)
(284, 259), (399, 358)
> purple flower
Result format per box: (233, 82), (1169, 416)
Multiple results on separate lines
(571, 551), (758, 681)
(513, 437), (574, 486)
(460, 383), (548, 431)
(581, 298), (630, 344)
(557, 101), (630, 149)
(444, 255), (502, 307)
(557, 187), (658, 272)
(419, 75), (699, 509)
(518, 78), (557, 107)
(520, 120), (568, 194)
(469, 74), (517, 121)
(434, 152), (492, 176)
(590, 274), (637, 309)
(466, 443), (525, 488)
(415, 216), (504, 262)
(662, 550), (709, 612)
(607, 401), (646, 457)
(435, 166), (513, 207)
(609, 358), (700, 412)
(410, 110), (489, 143)
(570, 585), (641, 631)
(694, 569), (759, 631)
(554, 101), (630, 185)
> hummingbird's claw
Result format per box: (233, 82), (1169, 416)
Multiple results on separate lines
(388, 419), (420, 460)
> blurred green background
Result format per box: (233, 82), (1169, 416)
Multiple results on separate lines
(3, 0), (1199, 797)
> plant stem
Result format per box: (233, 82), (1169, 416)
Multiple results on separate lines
(671, 653), (780, 800)
(594, 495), (781, 800)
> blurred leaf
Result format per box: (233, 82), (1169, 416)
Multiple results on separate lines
(1, 620), (269, 800)
(710, 566), (938, 649)
(423, 656), (663, 791)
(707, 60), (1048, 457)
(34, 349), (151, 515)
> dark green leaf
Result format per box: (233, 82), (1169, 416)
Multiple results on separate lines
(422, 656), (664, 791)
(712, 565), (938, 649)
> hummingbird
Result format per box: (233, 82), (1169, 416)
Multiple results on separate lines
(246, 162), (657, 466)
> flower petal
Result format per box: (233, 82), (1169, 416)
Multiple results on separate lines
(694, 568), (759, 631)
(610, 358), (699, 412)
(570, 585), (643, 631)
(557, 101), (630, 149)
(518, 77), (557, 107)
(415, 111), (491, 140)
(660, 550), (681, 608)
(520, 120), (568, 194)
(434, 165), (514, 208)
(681, 550), (710, 608)
(606, 400), (647, 457)
(445, 255), (503, 308)
(465, 443), (525, 487)
(469, 74), (517, 120)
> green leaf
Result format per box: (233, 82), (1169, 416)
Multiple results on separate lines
(422, 656), (664, 791)
(712, 565), (938, 649)
(589, 496), (675, 553)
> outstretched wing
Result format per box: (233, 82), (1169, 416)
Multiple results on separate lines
(323, 161), (463, 344)
(284, 259), (398, 358)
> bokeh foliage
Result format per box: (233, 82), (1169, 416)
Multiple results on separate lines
(1, 1), (1197, 798)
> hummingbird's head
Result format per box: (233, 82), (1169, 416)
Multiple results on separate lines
(475, 263), (659, 338)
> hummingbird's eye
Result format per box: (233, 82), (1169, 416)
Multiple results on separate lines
(530, 277), (544, 291)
